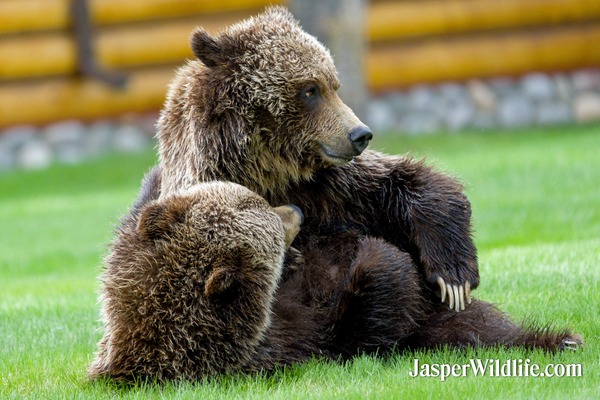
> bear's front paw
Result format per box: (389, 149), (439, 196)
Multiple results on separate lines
(436, 277), (473, 312)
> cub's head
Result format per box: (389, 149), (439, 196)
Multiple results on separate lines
(157, 6), (371, 195)
(91, 181), (303, 382)
(136, 181), (303, 297)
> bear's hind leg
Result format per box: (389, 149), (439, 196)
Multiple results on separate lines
(412, 300), (583, 352)
(327, 237), (426, 358)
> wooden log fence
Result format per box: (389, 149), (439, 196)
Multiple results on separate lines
(0, 0), (279, 33)
(369, 23), (600, 90)
(1, 0), (599, 127)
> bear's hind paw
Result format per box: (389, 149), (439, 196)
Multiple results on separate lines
(560, 334), (584, 351)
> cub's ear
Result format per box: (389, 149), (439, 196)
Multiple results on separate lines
(204, 267), (237, 297)
(191, 28), (227, 68)
(137, 198), (187, 241)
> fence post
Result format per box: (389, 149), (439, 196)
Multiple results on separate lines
(289, 0), (368, 120)
(70, 0), (127, 88)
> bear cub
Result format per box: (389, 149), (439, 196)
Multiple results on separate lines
(88, 176), (312, 382)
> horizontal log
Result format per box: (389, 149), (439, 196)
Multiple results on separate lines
(367, 24), (600, 90)
(0, 0), (283, 34)
(11, 0), (589, 38)
(0, 34), (75, 79)
(4, 18), (600, 86)
(0, 14), (246, 80)
(368, 0), (600, 41)
(3, 24), (600, 127)
(97, 14), (247, 69)
(0, 0), (68, 34)
(4, 0), (599, 40)
(0, 67), (175, 127)
(93, 0), (283, 26)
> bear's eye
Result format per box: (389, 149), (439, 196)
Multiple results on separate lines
(301, 84), (320, 106)
(305, 86), (318, 98)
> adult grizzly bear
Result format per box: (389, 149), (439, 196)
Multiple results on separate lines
(156, 6), (475, 310)
(89, 170), (581, 383)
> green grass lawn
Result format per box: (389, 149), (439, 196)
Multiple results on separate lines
(1, 125), (598, 399)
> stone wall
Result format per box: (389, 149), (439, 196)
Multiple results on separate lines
(367, 69), (600, 134)
(1, 69), (599, 171)
(0, 115), (155, 171)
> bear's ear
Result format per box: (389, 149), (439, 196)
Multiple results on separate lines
(137, 199), (187, 241)
(191, 28), (228, 68)
(204, 267), (237, 297)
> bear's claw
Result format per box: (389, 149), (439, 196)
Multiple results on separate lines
(437, 277), (471, 312)
(560, 334), (583, 351)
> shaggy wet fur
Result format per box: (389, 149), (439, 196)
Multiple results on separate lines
(293, 230), (582, 358)
(89, 169), (582, 383)
(88, 177), (313, 382)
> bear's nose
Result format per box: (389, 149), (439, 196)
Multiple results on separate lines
(348, 126), (373, 155)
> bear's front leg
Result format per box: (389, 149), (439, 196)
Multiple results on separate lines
(280, 151), (479, 312)
(357, 151), (480, 311)
(408, 188), (479, 311)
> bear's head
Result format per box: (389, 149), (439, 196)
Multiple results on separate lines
(157, 6), (372, 197)
(91, 181), (303, 380)
(136, 181), (302, 299)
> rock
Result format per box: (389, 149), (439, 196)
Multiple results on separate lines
(407, 85), (437, 111)
(571, 69), (600, 92)
(387, 92), (411, 114)
(15, 139), (53, 170)
(437, 83), (474, 130)
(0, 126), (39, 170)
(554, 74), (573, 102)
(488, 77), (516, 97)
(536, 101), (572, 125)
(367, 97), (396, 132)
(442, 97), (475, 131)
(112, 124), (150, 153)
(43, 121), (86, 144)
(43, 120), (86, 164)
(439, 82), (467, 99)
(498, 94), (534, 127)
(86, 120), (116, 156)
(573, 92), (600, 122)
(400, 112), (442, 135)
(468, 80), (497, 112)
(521, 73), (555, 101)
(0, 125), (38, 149)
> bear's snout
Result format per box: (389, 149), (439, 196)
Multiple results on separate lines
(319, 123), (372, 165)
(348, 126), (373, 155)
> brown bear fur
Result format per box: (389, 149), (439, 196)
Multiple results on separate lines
(88, 175), (317, 382)
(89, 169), (582, 383)
(295, 230), (582, 357)
(155, 6), (477, 308)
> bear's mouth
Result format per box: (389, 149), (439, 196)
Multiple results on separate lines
(320, 145), (355, 165)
